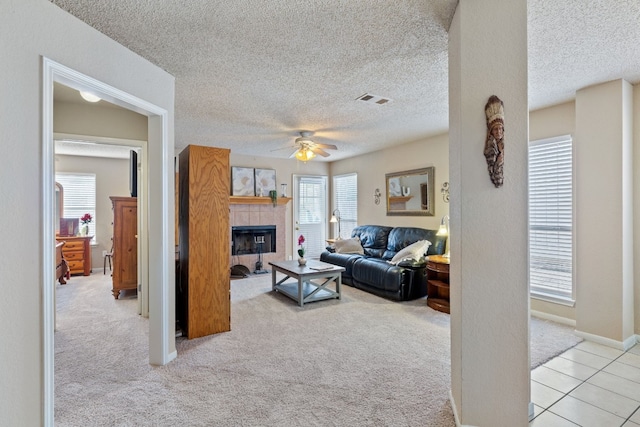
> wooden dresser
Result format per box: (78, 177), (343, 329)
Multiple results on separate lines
(110, 196), (138, 299)
(55, 235), (92, 276)
(178, 145), (230, 339)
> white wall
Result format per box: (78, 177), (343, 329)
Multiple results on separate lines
(330, 134), (450, 231)
(0, 1), (174, 424)
(55, 155), (130, 269)
(449, 0), (530, 424)
(575, 79), (635, 344)
(54, 101), (147, 141)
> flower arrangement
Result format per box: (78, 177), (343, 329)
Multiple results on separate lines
(80, 213), (93, 225)
(297, 234), (306, 258)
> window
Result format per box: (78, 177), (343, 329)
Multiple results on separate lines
(332, 173), (357, 239)
(528, 135), (573, 303)
(55, 173), (97, 241)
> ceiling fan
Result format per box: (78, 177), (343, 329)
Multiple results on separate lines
(290, 131), (337, 161)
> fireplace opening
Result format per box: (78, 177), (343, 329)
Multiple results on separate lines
(231, 225), (276, 255)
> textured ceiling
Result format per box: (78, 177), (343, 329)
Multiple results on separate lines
(50, 0), (640, 161)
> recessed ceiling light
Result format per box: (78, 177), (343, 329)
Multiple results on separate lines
(80, 91), (101, 103)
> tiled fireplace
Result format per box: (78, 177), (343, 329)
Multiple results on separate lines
(229, 203), (287, 273)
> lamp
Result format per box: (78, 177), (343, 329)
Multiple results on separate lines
(295, 147), (316, 162)
(330, 208), (341, 239)
(437, 215), (450, 258)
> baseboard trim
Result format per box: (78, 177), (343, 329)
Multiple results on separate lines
(530, 310), (576, 327)
(449, 390), (478, 427)
(573, 330), (639, 351)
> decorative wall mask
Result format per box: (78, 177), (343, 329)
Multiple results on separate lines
(484, 95), (505, 188)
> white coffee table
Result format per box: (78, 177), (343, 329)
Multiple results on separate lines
(269, 260), (345, 307)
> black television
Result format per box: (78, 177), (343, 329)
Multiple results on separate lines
(129, 149), (138, 198)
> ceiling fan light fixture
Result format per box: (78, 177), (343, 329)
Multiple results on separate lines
(295, 147), (316, 162)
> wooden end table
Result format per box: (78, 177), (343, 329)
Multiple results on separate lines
(426, 255), (450, 313)
(269, 260), (345, 307)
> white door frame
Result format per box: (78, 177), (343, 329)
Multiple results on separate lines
(54, 133), (149, 317)
(42, 58), (176, 425)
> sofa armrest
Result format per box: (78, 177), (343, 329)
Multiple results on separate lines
(397, 259), (427, 269)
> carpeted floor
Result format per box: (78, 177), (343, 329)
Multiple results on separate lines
(54, 272), (581, 426)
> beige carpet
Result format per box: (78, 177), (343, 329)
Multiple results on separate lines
(54, 272), (580, 426)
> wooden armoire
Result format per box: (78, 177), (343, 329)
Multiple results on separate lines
(178, 145), (230, 339)
(110, 196), (138, 299)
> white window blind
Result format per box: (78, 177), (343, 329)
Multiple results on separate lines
(528, 135), (573, 302)
(333, 173), (357, 239)
(55, 173), (97, 240)
(295, 175), (327, 259)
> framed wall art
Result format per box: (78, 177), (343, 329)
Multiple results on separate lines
(231, 167), (255, 196)
(254, 168), (276, 197)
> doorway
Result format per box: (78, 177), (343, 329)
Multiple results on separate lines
(42, 58), (176, 424)
(292, 174), (328, 259)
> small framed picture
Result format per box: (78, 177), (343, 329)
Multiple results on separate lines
(254, 168), (276, 197)
(59, 218), (79, 237)
(231, 167), (255, 196)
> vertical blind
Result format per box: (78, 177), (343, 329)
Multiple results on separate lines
(333, 173), (357, 239)
(295, 175), (327, 259)
(55, 173), (97, 240)
(528, 135), (573, 301)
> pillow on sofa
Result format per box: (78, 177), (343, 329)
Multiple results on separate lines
(334, 237), (364, 254)
(389, 239), (431, 264)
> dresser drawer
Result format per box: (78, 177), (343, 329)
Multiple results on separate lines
(67, 260), (84, 272)
(62, 240), (85, 251)
(63, 251), (83, 261)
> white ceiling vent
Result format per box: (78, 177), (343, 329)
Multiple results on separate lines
(356, 93), (392, 105)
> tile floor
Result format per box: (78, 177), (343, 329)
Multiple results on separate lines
(530, 341), (640, 426)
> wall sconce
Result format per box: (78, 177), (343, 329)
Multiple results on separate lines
(441, 182), (450, 203)
(374, 188), (381, 205)
(437, 214), (450, 258)
(330, 209), (341, 240)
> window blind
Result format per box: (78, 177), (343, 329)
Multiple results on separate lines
(333, 173), (357, 239)
(55, 173), (97, 240)
(528, 135), (573, 301)
(296, 175), (327, 259)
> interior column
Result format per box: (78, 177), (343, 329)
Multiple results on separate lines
(448, 0), (530, 424)
(575, 79), (634, 348)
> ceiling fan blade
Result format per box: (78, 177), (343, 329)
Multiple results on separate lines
(309, 146), (330, 157)
(288, 149), (299, 158)
(313, 143), (337, 150)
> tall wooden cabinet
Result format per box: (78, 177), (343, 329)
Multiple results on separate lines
(110, 196), (138, 299)
(178, 145), (230, 339)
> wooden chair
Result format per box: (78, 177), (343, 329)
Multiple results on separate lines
(103, 238), (113, 274)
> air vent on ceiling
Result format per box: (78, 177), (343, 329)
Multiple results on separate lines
(356, 93), (392, 105)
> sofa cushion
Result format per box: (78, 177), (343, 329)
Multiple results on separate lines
(334, 237), (364, 254)
(352, 257), (405, 293)
(383, 227), (446, 259)
(389, 239), (431, 264)
(352, 225), (393, 258)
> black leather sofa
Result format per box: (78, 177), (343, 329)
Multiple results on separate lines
(320, 225), (446, 301)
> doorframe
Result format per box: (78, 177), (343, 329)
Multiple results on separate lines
(54, 133), (149, 317)
(42, 58), (176, 425)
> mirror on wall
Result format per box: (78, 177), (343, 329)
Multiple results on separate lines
(385, 167), (435, 216)
(55, 182), (63, 233)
